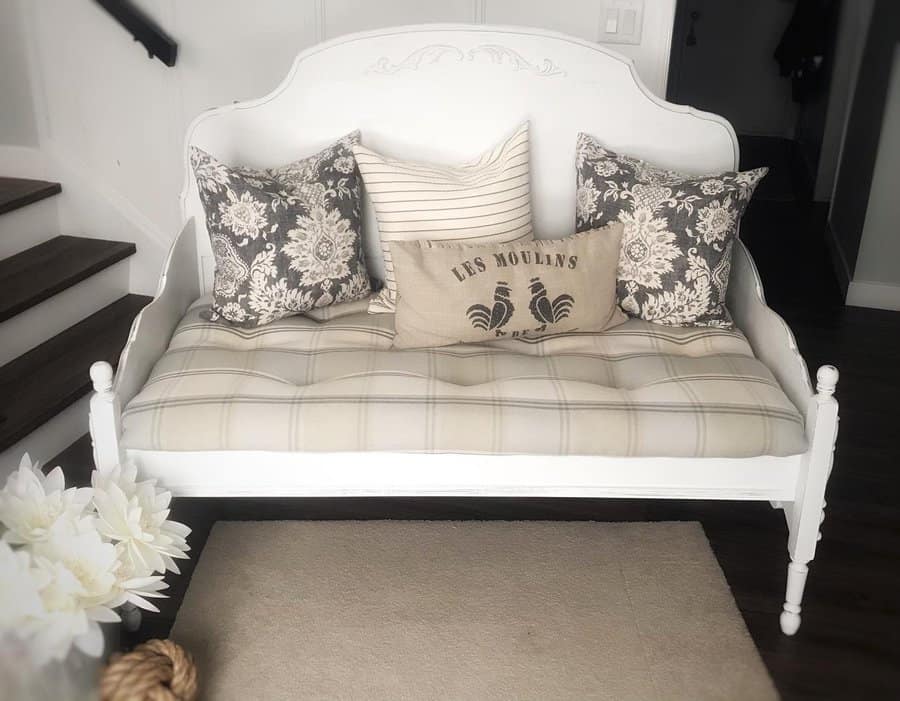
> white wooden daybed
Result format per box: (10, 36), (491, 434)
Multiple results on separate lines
(88, 25), (839, 636)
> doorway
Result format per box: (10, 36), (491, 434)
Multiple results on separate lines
(667, 0), (843, 308)
(669, 0), (839, 198)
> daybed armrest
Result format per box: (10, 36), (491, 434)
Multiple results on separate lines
(728, 240), (814, 414)
(113, 218), (201, 407)
(90, 219), (200, 472)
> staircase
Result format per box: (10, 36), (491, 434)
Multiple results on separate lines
(0, 177), (151, 478)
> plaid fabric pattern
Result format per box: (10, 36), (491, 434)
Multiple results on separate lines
(121, 297), (807, 457)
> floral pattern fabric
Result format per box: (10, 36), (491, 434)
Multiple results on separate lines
(575, 133), (766, 328)
(190, 132), (371, 327)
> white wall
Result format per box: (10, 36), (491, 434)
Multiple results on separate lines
(846, 43), (900, 311)
(485, 0), (675, 101)
(15, 0), (675, 294)
(0, 0), (39, 147)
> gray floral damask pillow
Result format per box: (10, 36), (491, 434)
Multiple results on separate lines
(575, 133), (766, 327)
(190, 132), (371, 327)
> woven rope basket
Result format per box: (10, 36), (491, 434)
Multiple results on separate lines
(100, 638), (198, 701)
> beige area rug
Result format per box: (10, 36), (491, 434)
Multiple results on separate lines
(171, 521), (777, 701)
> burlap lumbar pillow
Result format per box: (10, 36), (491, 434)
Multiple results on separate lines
(390, 223), (626, 348)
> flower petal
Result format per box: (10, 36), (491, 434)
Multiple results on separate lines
(73, 620), (105, 657)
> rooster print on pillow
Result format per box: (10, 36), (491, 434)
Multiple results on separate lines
(190, 132), (371, 328)
(527, 278), (575, 332)
(388, 224), (626, 349)
(464, 278), (573, 337)
(466, 281), (516, 336)
(575, 133), (766, 328)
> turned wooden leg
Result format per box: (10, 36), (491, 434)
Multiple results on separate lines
(780, 560), (809, 635)
(780, 366), (839, 635)
(89, 361), (123, 473)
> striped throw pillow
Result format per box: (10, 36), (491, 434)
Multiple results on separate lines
(353, 122), (533, 313)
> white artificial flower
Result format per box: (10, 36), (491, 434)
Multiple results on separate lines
(33, 529), (120, 619)
(92, 464), (190, 577)
(25, 558), (104, 663)
(0, 456), (191, 666)
(0, 454), (92, 545)
(0, 541), (45, 630)
(110, 543), (170, 613)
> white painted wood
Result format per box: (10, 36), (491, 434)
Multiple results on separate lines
(125, 449), (802, 500)
(88, 361), (121, 474)
(780, 560), (808, 636)
(88, 220), (199, 474)
(94, 25), (841, 635)
(0, 260), (129, 366)
(180, 24), (737, 286)
(90, 221), (200, 478)
(727, 240), (815, 418)
(780, 365), (839, 635)
(0, 193), (59, 260)
(114, 220), (200, 408)
(790, 366), (839, 560)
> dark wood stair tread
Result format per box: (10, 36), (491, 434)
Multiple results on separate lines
(48, 433), (94, 486)
(0, 235), (136, 322)
(0, 177), (62, 215)
(0, 294), (152, 451)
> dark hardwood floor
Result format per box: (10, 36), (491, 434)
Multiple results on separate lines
(119, 140), (900, 699)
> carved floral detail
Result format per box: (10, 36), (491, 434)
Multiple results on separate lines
(370, 43), (565, 77)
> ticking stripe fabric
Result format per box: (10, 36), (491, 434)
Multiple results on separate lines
(120, 296), (807, 457)
(354, 123), (533, 314)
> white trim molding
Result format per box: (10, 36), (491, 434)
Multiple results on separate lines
(474, 0), (487, 24)
(847, 279), (900, 311)
(824, 218), (852, 296)
(314, 0), (327, 42)
(0, 145), (48, 179)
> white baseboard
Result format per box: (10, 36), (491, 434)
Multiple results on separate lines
(824, 218), (852, 297)
(0, 145), (47, 179)
(846, 280), (900, 311)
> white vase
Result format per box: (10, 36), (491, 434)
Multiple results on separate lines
(0, 636), (102, 701)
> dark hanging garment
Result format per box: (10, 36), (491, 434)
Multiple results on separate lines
(774, 0), (834, 102)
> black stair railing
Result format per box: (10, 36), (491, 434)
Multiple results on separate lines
(95, 0), (178, 66)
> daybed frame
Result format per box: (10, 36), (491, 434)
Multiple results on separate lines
(88, 25), (839, 636)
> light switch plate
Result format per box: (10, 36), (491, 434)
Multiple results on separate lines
(598, 0), (644, 45)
